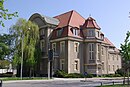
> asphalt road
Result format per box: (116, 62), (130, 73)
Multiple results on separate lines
(2, 78), (123, 87)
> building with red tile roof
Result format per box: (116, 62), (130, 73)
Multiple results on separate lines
(29, 10), (121, 76)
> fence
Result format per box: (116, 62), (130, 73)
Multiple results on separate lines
(0, 80), (2, 87)
(100, 81), (123, 86)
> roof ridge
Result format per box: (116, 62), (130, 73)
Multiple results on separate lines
(53, 10), (74, 18)
(67, 10), (74, 26)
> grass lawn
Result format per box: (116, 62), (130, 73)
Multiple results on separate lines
(97, 84), (130, 87)
(0, 77), (48, 81)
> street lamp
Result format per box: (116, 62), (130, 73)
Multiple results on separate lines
(20, 28), (30, 80)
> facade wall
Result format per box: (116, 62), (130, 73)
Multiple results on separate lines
(108, 53), (121, 74)
(30, 12), (122, 76)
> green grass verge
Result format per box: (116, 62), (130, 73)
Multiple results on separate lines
(97, 84), (129, 87)
(0, 77), (48, 81)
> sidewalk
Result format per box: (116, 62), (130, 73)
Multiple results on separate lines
(3, 77), (123, 83)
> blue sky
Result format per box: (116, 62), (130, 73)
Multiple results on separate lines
(1, 0), (130, 48)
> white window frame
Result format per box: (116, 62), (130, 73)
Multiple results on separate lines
(52, 43), (56, 53)
(89, 43), (94, 60)
(74, 60), (79, 71)
(74, 42), (79, 52)
(73, 28), (78, 36)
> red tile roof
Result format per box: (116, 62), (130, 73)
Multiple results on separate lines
(54, 10), (85, 28)
(82, 17), (100, 29)
(104, 37), (115, 47)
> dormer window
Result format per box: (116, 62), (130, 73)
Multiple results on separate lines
(73, 28), (78, 36)
(57, 28), (63, 37)
(88, 30), (94, 37)
(97, 31), (100, 37)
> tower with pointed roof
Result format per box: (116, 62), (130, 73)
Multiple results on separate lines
(29, 10), (121, 76)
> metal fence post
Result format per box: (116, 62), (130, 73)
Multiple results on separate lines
(101, 82), (103, 86)
(0, 80), (2, 87)
(113, 81), (114, 85)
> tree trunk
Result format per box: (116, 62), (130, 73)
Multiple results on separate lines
(123, 71), (125, 85)
(29, 67), (32, 78)
(128, 68), (129, 85)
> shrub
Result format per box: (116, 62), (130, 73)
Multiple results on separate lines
(54, 70), (93, 78)
(64, 73), (84, 78)
(53, 70), (67, 78)
(115, 69), (124, 76)
(84, 74), (93, 78)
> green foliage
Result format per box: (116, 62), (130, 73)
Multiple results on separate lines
(0, 34), (15, 60)
(0, 0), (18, 27)
(54, 70), (67, 78)
(9, 18), (41, 77)
(115, 68), (124, 76)
(0, 60), (10, 68)
(103, 74), (121, 77)
(54, 70), (93, 78)
(120, 31), (130, 63)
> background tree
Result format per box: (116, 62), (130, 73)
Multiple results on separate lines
(0, 34), (15, 69)
(10, 18), (41, 77)
(0, 0), (18, 27)
(120, 31), (130, 85)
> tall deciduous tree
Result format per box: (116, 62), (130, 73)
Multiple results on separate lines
(0, 34), (12, 60)
(120, 31), (130, 85)
(0, 34), (15, 69)
(0, 0), (18, 27)
(10, 18), (41, 77)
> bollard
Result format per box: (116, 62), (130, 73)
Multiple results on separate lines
(0, 80), (2, 87)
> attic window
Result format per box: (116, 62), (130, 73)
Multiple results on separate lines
(73, 28), (78, 36)
(57, 28), (63, 37)
(88, 30), (94, 37)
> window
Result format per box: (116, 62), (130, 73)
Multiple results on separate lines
(40, 29), (44, 36)
(73, 28), (78, 36)
(117, 65), (119, 69)
(97, 44), (100, 60)
(89, 43), (94, 60)
(102, 47), (104, 55)
(40, 40), (45, 51)
(108, 54), (110, 59)
(74, 60), (78, 70)
(113, 65), (115, 71)
(57, 28), (63, 37)
(88, 30), (94, 37)
(113, 54), (114, 60)
(102, 63), (104, 70)
(97, 31), (100, 37)
(101, 35), (104, 40)
(74, 42), (79, 52)
(109, 65), (110, 71)
(52, 43), (56, 53)
(60, 59), (65, 70)
(117, 55), (118, 60)
(60, 41), (65, 53)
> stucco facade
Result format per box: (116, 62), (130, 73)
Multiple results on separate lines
(29, 10), (121, 76)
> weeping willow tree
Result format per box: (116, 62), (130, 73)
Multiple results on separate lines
(10, 18), (41, 77)
(120, 31), (130, 85)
